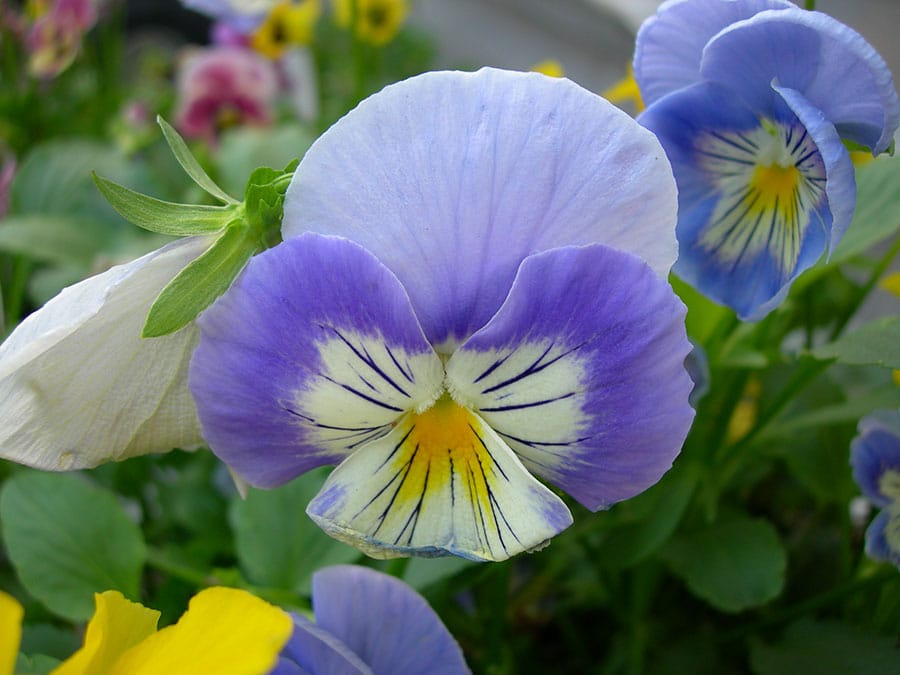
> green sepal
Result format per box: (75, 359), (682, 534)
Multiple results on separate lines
(142, 224), (259, 338)
(242, 160), (299, 243)
(92, 172), (239, 236)
(157, 116), (239, 204)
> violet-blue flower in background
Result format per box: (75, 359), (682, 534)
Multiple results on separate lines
(850, 411), (900, 567)
(273, 565), (470, 674)
(189, 68), (695, 562)
(634, 0), (900, 320)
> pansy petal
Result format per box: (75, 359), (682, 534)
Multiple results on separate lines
(307, 400), (573, 561)
(446, 244), (693, 510)
(0, 237), (208, 470)
(276, 615), (372, 675)
(864, 506), (900, 567)
(774, 85), (856, 251)
(312, 565), (470, 674)
(0, 591), (23, 675)
(283, 67), (678, 350)
(851, 421), (900, 508)
(700, 8), (900, 154)
(54, 591), (160, 675)
(640, 81), (832, 320)
(190, 233), (444, 488)
(109, 587), (292, 675)
(633, 0), (793, 106)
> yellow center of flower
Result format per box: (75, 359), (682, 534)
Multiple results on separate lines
(749, 163), (801, 215)
(879, 469), (900, 501)
(389, 394), (496, 522)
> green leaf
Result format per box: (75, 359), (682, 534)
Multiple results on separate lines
(602, 462), (699, 569)
(830, 155), (900, 264)
(0, 471), (146, 621)
(811, 316), (900, 369)
(142, 225), (257, 337)
(749, 619), (900, 675)
(156, 116), (238, 205)
(403, 557), (475, 591)
(0, 215), (109, 265)
(92, 173), (237, 236)
(661, 512), (786, 612)
(14, 654), (62, 675)
(230, 468), (360, 594)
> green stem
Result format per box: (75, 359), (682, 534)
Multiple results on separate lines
(804, 0), (816, 9)
(3, 256), (31, 331)
(829, 234), (900, 341)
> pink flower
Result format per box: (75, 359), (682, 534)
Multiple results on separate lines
(27, 0), (98, 78)
(174, 46), (278, 145)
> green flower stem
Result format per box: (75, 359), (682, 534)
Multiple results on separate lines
(828, 233), (900, 342)
(2, 255), (32, 334)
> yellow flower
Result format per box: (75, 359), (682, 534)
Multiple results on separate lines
(602, 64), (645, 113)
(252, 0), (321, 59)
(333, 0), (408, 46)
(531, 60), (564, 78)
(0, 591), (23, 675)
(1, 588), (291, 675)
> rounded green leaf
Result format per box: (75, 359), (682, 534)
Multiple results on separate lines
(0, 471), (146, 621)
(229, 468), (360, 594)
(661, 512), (786, 613)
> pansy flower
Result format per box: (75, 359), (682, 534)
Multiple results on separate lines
(634, 0), (900, 319)
(274, 565), (469, 674)
(251, 0), (320, 59)
(174, 46), (278, 144)
(26, 0), (99, 78)
(189, 68), (695, 561)
(850, 411), (900, 567)
(332, 0), (408, 46)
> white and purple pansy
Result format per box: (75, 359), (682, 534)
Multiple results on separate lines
(850, 411), (900, 567)
(273, 565), (470, 674)
(188, 68), (696, 562)
(634, 0), (900, 320)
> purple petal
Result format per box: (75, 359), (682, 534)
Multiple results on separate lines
(634, 0), (793, 106)
(283, 68), (678, 351)
(864, 507), (900, 568)
(851, 417), (900, 508)
(640, 81), (837, 320)
(700, 8), (900, 154)
(446, 244), (694, 510)
(189, 233), (444, 488)
(312, 565), (470, 674)
(277, 614), (372, 674)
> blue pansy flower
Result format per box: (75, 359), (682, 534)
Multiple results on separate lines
(189, 68), (695, 562)
(273, 565), (469, 674)
(634, 0), (900, 319)
(850, 411), (900, 567)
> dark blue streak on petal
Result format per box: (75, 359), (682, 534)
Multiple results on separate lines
(322, 376), (405, 413)
(472, 352), (513, 385)
(384, 344), (415, 384)
(480, 342), (582, 395)
(479, 391), (577, 413)
(324, 325), (412, 398)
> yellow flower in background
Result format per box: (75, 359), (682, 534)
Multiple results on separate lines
(531, 59), (564, 78)
(252, 0), (321, 59)
(0, 591), (23, 675)
(2, 588), (292, 675)
(602, 64), (644, 113)
(334, 0), (408, 46)
(880, 272), (900, 298)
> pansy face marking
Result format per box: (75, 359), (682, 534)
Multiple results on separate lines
(190, 69), (695, 561)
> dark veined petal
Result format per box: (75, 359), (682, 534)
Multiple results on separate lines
(189, 233), (444, 488)
(633, 0), (793, 106)
(446, 244), (694, 511)
(311, 566), (471, 674)
(700, 7), (900, 154)
(850, 414), (900, 509)
(306, 397), (572, 561)
(283, 67), (677, 351)
(639, 81), (852, 320)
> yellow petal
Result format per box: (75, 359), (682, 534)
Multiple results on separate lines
(531, 60), (564, 78)
(602, 65), (645, 113)
(0, 591), (24, 675)
(879, 272), (900, 299)
(53, 591), (160, 675)
(109, 587), (292, 675)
